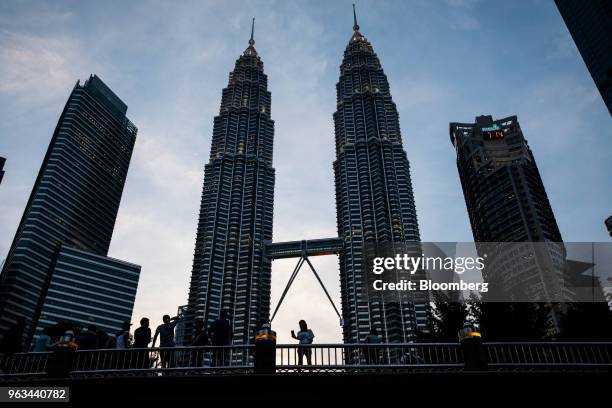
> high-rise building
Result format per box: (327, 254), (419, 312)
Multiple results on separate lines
(333, 7), (427, 344)
(450, 115), (562, 244)
(0, 157), (5, 185)
(0, 75), (139, 343)
(185, 20), (275, 345)
(554, 0), (612, 116)
(36, 245), (140, 336)
(174, 305), (188, 346)
(449, 115), (568, 304)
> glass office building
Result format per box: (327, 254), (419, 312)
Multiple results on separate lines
(0, 75), (138, 344)
(36, 245), (140, 336)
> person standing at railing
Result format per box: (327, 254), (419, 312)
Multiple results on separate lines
(47, 330), (78, 378)
(54, 330), (79, 350)
(153, 314), (180, 369)
(76, 325), (98, 350)
(291, 320), (314, 366)
(191, 319), (209, 368)
(134, 318), (152, 348)
(362, 327), (381, 365)
(134, 318), (152, 369)
(208, 311), (233, 367)
(33, 327), (54, 352)
(116, 321), (133, 349)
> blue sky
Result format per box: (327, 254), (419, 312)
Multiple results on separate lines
(0, 0), (610, 343)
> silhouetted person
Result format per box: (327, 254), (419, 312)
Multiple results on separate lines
(76, 325), (98, 350)
(54, 330), (78, 350)
(47, 329), (79, 378)
(33, 327), (54, 352)
(0, 317), (26, 354)
(153, 314), (180, 368)
(208, 311), (233, 366)
(116, 321), (133, 350)
(134, 318), (152, 369)
(192, 319), (209, 346)
(363, 327), (381, 365)
(134, 318), (152, 348)
(291, 320), (314, 366)
(191, 319), (209, 367)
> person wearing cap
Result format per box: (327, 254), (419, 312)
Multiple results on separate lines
(116, 321), (133, 349)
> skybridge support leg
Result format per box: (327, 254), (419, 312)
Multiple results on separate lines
(303, 257), (342, 325)
(271, 257), (305, 322)
(270, 256), (343, 327)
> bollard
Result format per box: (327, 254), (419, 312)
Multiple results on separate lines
(47, 349), (76, 378)
(460, 337), (488, 371)
(254, 341), (276, 374)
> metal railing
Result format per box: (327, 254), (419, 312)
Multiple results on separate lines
(0, 352), (49, 377)
(71, 345), (253, 375)
(275, 343), (464, 371)
(486, 342), (612, 368)
(1, 342), (610, 379)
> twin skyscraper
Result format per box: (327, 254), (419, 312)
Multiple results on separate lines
(0, 6), (566, 347)
(185, 8), (428, 345)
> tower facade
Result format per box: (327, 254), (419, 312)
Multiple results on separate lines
(450, 115), (568, 303)
(555, 0), (612, 116)
(185, 21), (275, 345)
(450, 115), (562, 244)
(333, 9), (426, 344)
(0, 75), (138, 343)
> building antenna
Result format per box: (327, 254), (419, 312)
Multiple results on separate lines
(353, 3), (359, 31)
(249, 17), (255, 46)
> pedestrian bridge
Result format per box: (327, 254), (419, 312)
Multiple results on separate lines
(1, 342), (611, 380)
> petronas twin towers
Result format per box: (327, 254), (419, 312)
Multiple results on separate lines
(186, 8), (426, 345)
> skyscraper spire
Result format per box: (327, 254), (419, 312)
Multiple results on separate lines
(352, 3), (359, 31)
(186, 20), (274, 346)
(249, 17), (255, 46)
(243, 17), (257, 56)
(334, 9), (428, 343)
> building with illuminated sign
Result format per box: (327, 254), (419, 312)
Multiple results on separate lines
(184, 20), (275, 345)
(333, 7), (428, 343)
(449, 115), (570, 308)
(0, 75), (140, 344)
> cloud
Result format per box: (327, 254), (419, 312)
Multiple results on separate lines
(0, 30), (102, 108)
(445, 0), (481, 7)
